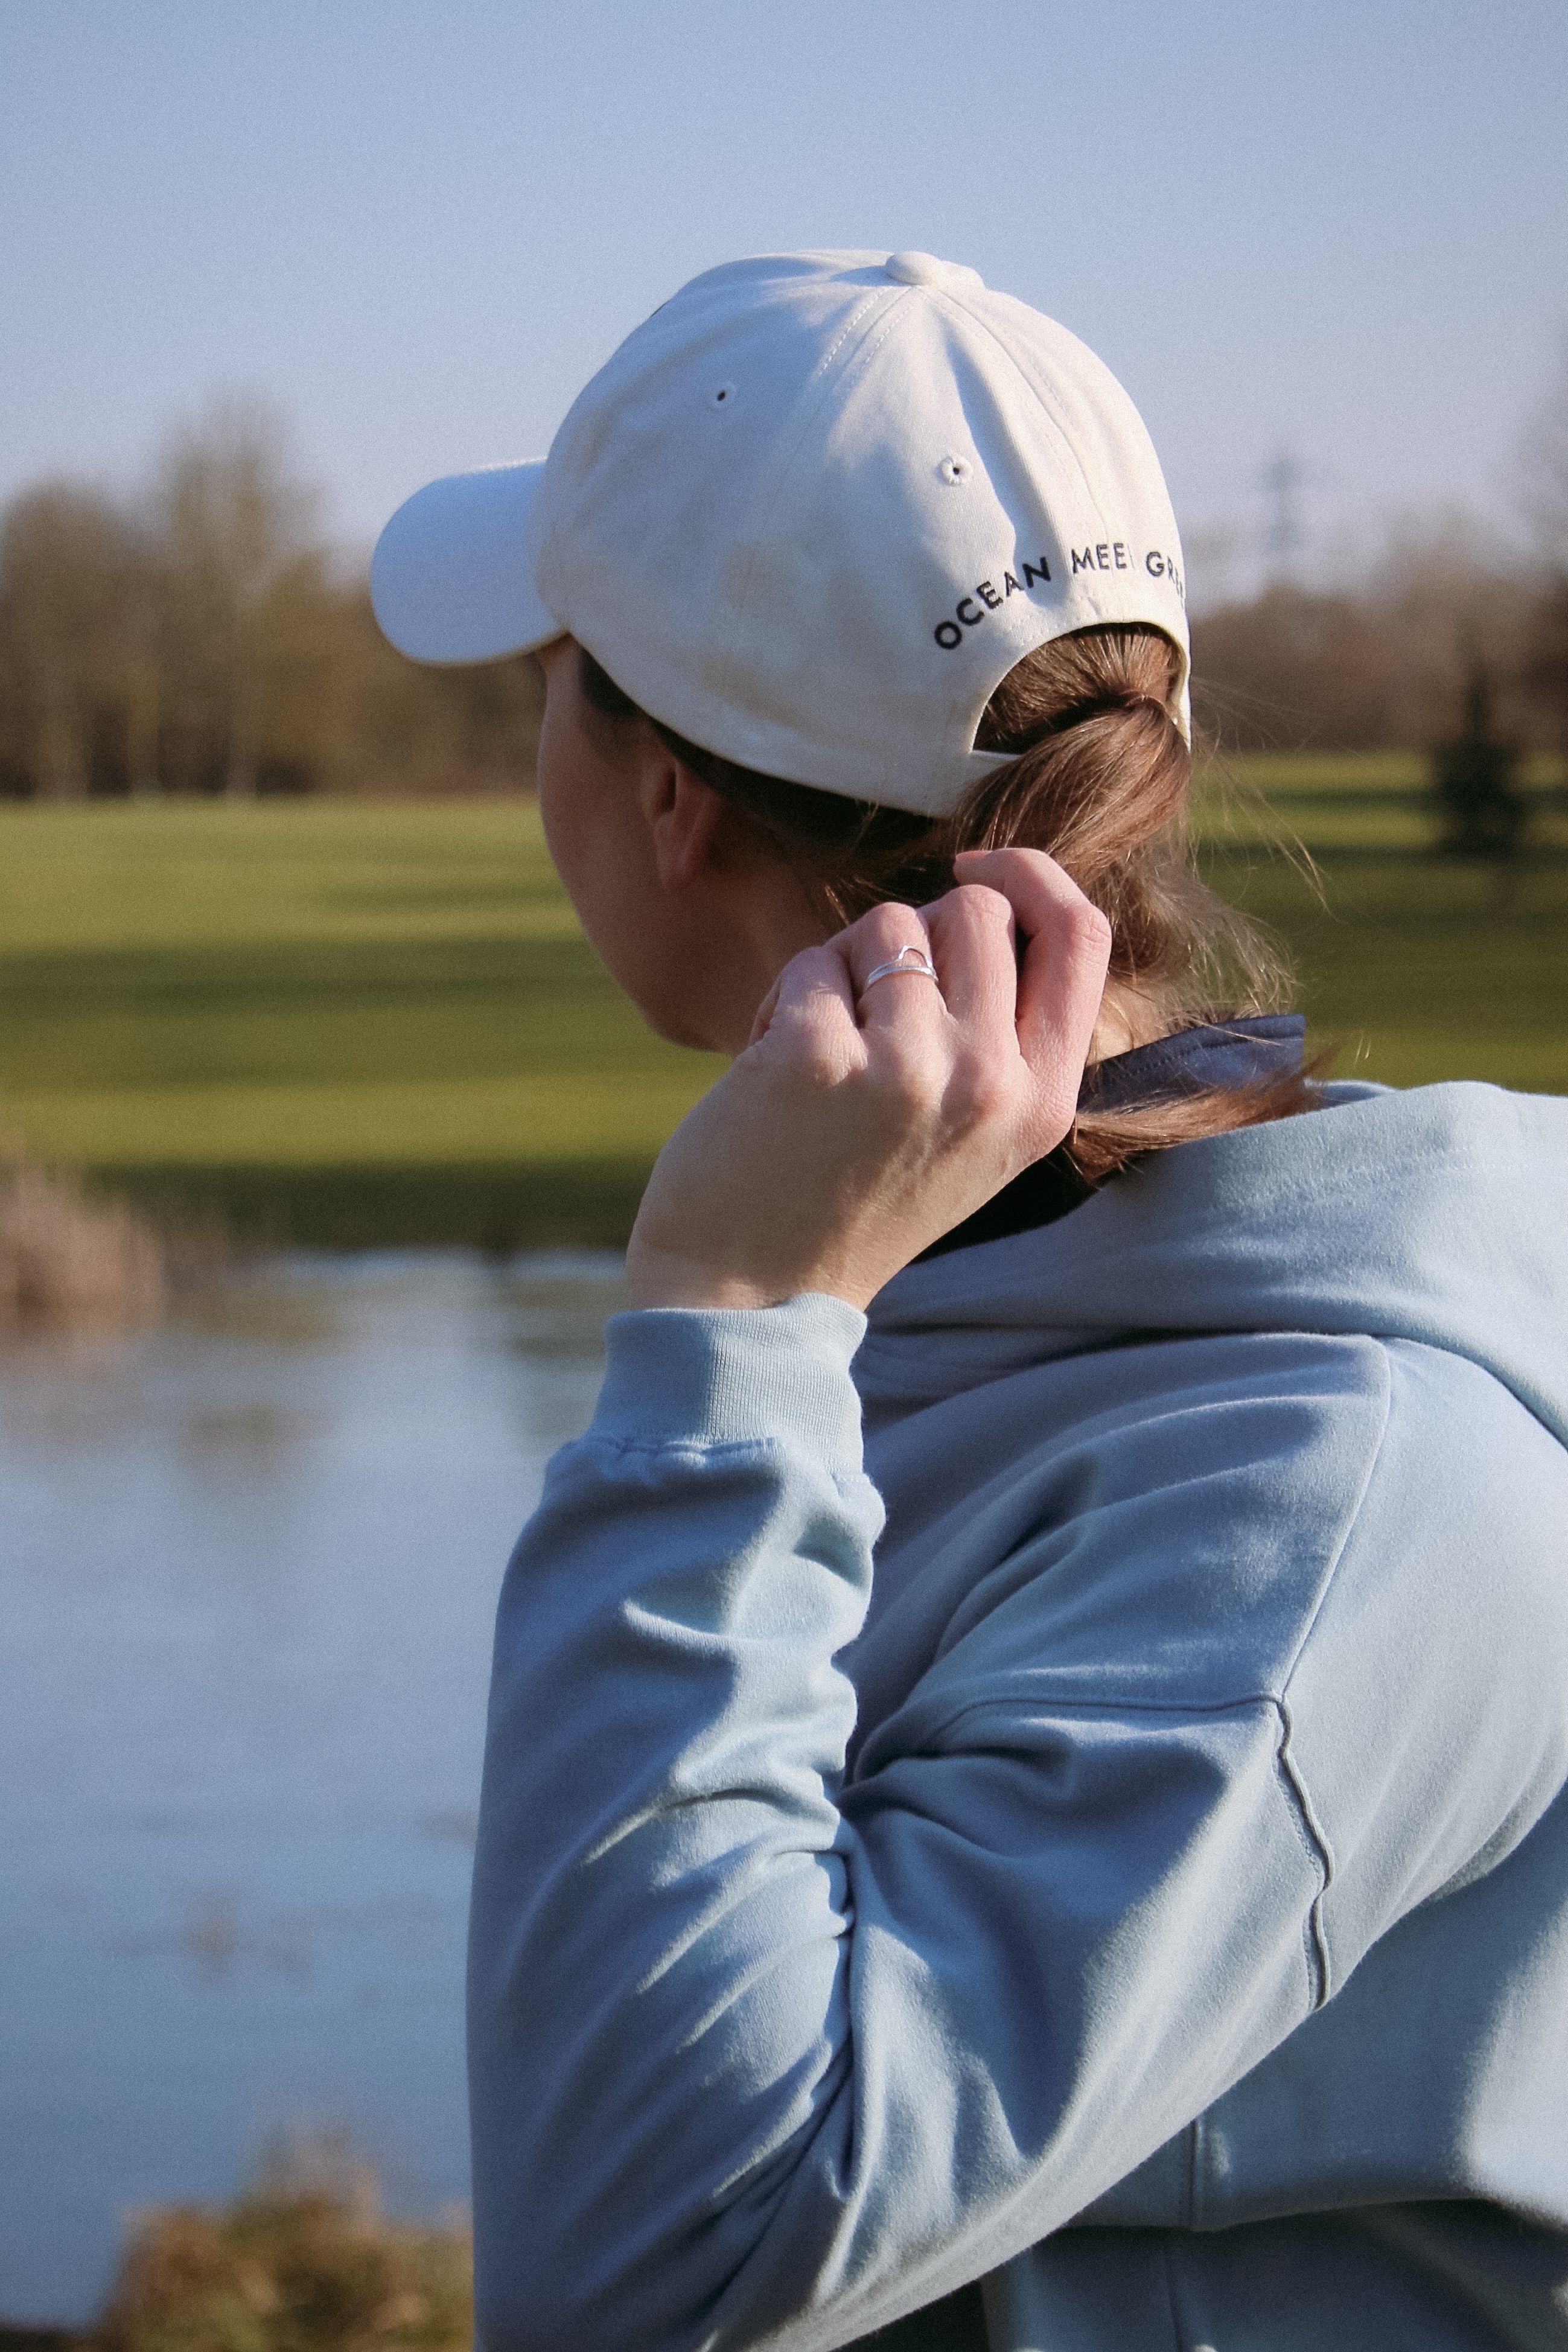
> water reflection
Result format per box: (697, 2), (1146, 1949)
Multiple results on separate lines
(0, 1250), (623, 2326)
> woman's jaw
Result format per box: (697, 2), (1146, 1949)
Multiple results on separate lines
(532, 633), (1159, 1067)
(534, 635), (835, 1055)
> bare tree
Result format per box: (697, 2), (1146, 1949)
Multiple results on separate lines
(1516, 339), (1568, 752)
(0, 485), (150, 798)
(0, 397), (543, 799)
(1190, 511), (1546, 755)
(149, 395), (323, 795)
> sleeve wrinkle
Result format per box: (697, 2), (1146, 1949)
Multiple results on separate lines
(574, 1432), (803, 1467)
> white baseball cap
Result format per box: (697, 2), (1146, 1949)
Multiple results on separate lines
(371, 250), (1189, 818)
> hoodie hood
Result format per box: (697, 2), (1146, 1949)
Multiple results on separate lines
(859, 1082), (1568, 1448)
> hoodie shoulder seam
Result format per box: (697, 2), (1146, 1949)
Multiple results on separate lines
(1273, 1340), (1397, 2000)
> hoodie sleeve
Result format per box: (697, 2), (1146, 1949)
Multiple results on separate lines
(467, 1301), (1328, 2352)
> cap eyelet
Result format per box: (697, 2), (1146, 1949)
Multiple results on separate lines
(709, 382), (737, 411)
(937, 454), (972, 486)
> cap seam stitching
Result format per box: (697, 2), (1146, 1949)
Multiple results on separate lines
(709, 285), (905, 747)
(926, 286), (1106, 521)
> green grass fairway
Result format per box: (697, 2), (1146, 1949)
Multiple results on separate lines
(0, 799), (726, 1247)
(1196, 753), (1568, 1098)
(0, 765), (1563, 1248)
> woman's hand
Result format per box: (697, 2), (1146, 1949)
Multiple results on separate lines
(624, 849), (1112, 1312)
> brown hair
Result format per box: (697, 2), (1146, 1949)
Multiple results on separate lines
(578, 629), (1316, 1182)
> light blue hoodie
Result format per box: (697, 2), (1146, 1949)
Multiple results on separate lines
(468, 1080), (1568, 2351)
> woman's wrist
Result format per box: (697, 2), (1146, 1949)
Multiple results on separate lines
(625, 1238), (873, 1314)
(622, 852), (1108, 1321)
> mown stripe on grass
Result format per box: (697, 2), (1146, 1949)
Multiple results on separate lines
(5, 1071), (720, 1167)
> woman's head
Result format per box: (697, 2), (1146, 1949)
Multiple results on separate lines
(376, 249), (1310, 1170)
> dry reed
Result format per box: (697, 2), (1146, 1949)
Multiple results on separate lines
(0, 1157), (165, 1333)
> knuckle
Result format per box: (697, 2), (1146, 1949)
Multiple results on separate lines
(946, 881), (1005, 921)
(803, 1034), (856, 1091)
(951, 1050), (1012, 1126)
(774, 1004), (852, 1088)
(969, 1065), (1015, 1126)
(792, 943), (843, 987)
(873, 1042), (942, 1117)
(860, 900), (923, 952)
(1070, 900), (1114, 953)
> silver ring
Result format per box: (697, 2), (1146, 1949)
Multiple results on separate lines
(861, 945), (941, 992)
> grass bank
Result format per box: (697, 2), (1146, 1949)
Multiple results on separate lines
(0, 765), (1563, 1249)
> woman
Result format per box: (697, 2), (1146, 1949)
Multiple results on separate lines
(372, 253), (1568, 2351)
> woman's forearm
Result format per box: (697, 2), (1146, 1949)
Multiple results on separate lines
(468, 1296), (883, 2350)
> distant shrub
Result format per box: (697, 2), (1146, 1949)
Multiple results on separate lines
(1431, 662), (1528, 859)
(92, 2185), (471, 2352)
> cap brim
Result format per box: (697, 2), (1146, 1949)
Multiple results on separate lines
(370, 461), (558, 664)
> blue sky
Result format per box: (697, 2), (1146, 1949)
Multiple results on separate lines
(4, 0), (1565, 601)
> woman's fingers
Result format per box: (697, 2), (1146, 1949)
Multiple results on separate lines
(625, 855), (1108, 1313)
(919, 882), (1018, 1034)
(951, 847), (1111, 1139)
(824, 855), (1104, 1155)
(753, 942), (855, 1050)
(838, 892), (1018, 1040)
(839, 904), (941, 1035)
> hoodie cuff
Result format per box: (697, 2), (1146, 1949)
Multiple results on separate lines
(592, 1296), (868, 1467)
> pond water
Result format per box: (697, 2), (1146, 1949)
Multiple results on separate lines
(0, 1251), (625, 2327)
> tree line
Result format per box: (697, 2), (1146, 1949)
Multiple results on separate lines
(1193, 353), (1567, 758)
(1189, 538), (1567, 756)
(0, 401), (540, 800)
(2, 386), (1564, 799)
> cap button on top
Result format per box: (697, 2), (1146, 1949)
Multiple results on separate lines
(884, 251), (984, 292)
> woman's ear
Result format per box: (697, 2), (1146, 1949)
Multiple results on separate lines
(639, 747), (727, 891)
